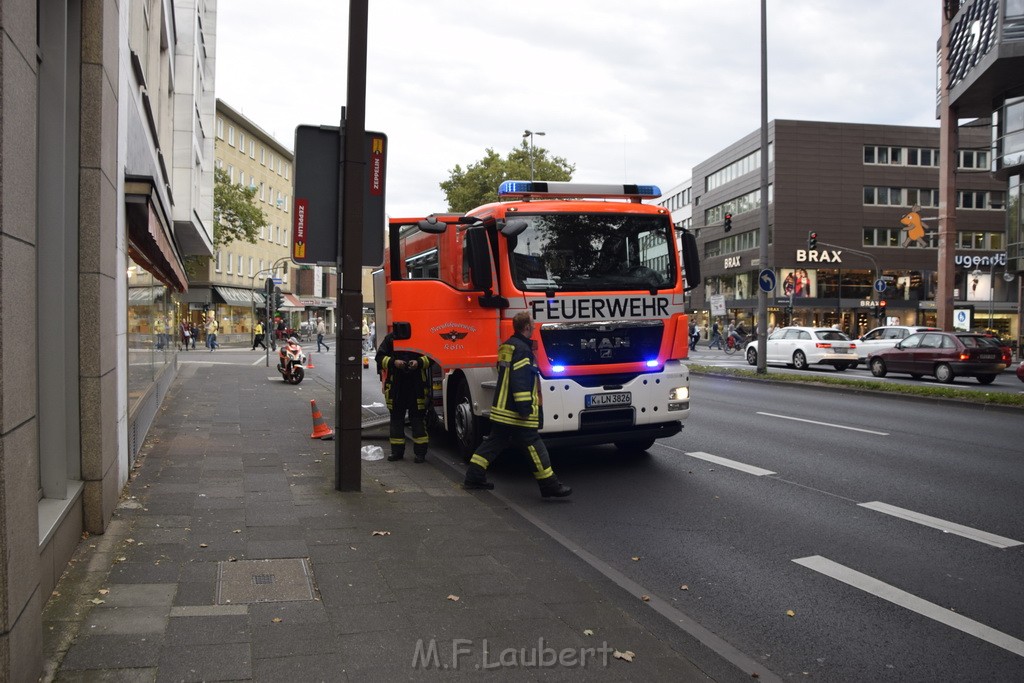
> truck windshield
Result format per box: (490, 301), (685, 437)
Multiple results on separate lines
(508, 213), (676, 292)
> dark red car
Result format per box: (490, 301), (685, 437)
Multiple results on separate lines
(868, 331), (1011, 384)
(1017, 361), (1024, 384)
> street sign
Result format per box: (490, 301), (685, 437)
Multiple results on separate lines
(758, 268), (777, 293)
(292, 126), (387, 266)
(874, 278), (887, 293)
(710, 294), (726, 317)
(272, 277), (283, 285)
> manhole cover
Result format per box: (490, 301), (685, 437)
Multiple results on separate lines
(216, 558), (315, 604)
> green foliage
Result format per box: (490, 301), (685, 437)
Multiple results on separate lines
(213, 166), (268, 248)
(440, 141), (575, 212)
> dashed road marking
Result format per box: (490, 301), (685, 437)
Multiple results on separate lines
(657, 444), (777, 476)
(859, 501), (1023, 548)
(757, 411), (889, 436)
(794, 555), (1024, 658)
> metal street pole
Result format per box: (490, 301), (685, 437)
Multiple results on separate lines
(523, 129), (545, 181)
(336, 0), (368, 492)
(936, 4), (957, 329)
(755, 0), (769, 373)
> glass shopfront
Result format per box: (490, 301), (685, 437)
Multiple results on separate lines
(127, 255), (177, 411)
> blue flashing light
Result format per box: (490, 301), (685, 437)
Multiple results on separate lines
(645, 360), (660, 368)
(498, 181), (535, 196)
(637, 185), (662, 197)
(551, 364), (566, 373)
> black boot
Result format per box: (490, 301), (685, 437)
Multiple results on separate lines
(413, 452), (426, 463)
(539, 479), (572, 498)
(463, 463), (493, 490)
(387, 452), (404, 462)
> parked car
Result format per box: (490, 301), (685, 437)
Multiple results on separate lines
(867, 331), (1011, 384)
(1017, 360), (1024, 384)
(855, 325), (940, 362)
(745, 326), (857, 371)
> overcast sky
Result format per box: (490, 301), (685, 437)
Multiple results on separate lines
(215, 1), (942, 216)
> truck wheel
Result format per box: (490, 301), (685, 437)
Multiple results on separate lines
(452, 379), (484, 461)
(615, 438), (655, 454)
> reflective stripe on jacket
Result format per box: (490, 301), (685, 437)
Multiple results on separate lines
(489, 333), (539, 429)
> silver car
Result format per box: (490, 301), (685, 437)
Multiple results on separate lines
(745, 326), (857, 371)
(855, 325), (940, 362)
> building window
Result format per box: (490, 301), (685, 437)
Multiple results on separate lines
(284, 163), (290, 180)
(238, 255), (244, 276)
(238, 132), (245, 152)
(228, 125), (235, 146)
(703, 229), (763, 258)
(215, 250), (222, 272)
(260, 182), (265, 201)
(250, 140), (255, 158)
(227, 164), (234, 183)
(284, 195), (290, 213)
(704, 186), (773, 225)
(959, 149), (990, 170)
(249, 257), (254, 276)
(226, 252), (232, 274)
(216, 117), (224, 139)
(260, 146), (266, 165)
(705, 145), (773, 192)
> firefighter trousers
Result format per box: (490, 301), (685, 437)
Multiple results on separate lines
(389, 398), (428, 459)
(467, 422), (555, 483)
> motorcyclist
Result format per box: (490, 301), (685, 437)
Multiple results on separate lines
(279, 336), (304, 374)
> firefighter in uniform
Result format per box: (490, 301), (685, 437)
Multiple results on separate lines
(463, 312), (572, 498)
(376, 333), (431, 463)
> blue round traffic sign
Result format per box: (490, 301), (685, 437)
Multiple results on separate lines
(874, 279), (887, 293)
(758, 269), (777, 293)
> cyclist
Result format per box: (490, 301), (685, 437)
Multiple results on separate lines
(730, 320), (748, 348)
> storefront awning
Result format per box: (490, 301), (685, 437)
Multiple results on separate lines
(280, 293), (304, 310)
(128, 286), (162, 305)
(214, 286), (266, 308)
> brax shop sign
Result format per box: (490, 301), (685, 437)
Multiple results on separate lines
(528, 295), (683, 323)
(796, 249), (842, 263)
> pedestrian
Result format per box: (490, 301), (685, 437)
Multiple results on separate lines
(253, 319), (267, 350)
(369, 320), (376, 350)
(361, 319), (370, 352)
(316, 316), (329, 352)
(375, 332), (431, 463)
(180, 319), (191, 351)
(188, 322), (198, 349)
(154, 315), (166, 350)
(708, 319), (723, 349)
(276, 318), (285, 342)
(463, 312), (571, 498)
(689, 319), (699, 349)
(206, 315), (219, 351)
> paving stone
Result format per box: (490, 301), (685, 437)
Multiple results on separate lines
(156, 643), (251, 682)
(164, 614), (249, 646)
(101, 584), (176, 608)
(61, 635), (162, 670)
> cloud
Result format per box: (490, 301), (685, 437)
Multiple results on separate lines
(215, 0), (943, 215)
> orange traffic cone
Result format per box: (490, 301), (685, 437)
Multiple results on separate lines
(306, 354), (315, 369)
(362, 355), (369, 368)
(309, 399), (333, 439)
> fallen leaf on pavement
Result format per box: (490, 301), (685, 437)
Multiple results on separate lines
(786, 610), (796, 617)
(641, 595), (650, 602)
(371, 530), (391, 536)
(631, 556), (640, 561)
(199, 543), (208, 548)
(385, 489), (396, 494)
(447, 594), (460, 602)
(233, 529), (242, 534)
(271, 617), (283, 623)
(98, 589), (109, 595)
(89, 598), (105, 605)
(583, 629), (594, 636)
(680, 585), (689, 591)
(613, 650), (635, 662)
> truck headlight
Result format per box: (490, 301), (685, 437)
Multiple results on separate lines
(669, 386), (689, 401)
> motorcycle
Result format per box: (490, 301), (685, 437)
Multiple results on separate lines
(277, 338), (307, 384)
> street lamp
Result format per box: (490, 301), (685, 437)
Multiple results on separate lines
(523, 129), (545, 181)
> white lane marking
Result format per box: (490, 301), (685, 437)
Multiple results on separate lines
(794, 555), (1024, 658)
(252, 357), (268, 366)
(859, 502), (1023, 549)
(656, 445), (776, 476)
(757, 412), (889, 436)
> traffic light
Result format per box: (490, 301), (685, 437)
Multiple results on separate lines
(274, 286), (285, 312)
(807, 231), (817, 250)
(876, 299), (887, 320)
(723, 213), (733, 232)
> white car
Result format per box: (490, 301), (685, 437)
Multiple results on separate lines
(745, 326), (857, 371)
(855, 325), (940, 362)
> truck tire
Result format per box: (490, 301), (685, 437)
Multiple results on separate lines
(451, 378), (484, 461)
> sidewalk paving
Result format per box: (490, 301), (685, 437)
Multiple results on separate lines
(41, 360), (724, 681)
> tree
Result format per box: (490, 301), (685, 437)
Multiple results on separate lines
(440, 140), (574, 211)
(213, 166), (268, 248)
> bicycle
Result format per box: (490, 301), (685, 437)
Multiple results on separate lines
(723, 333), (748, 355)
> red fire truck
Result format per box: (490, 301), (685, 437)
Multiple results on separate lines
(374, 181), (701, 458)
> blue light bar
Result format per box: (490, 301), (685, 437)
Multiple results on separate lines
(645, 360), (660, 368)
(498, 181), (662, 200)
(551, 365), (566, 373)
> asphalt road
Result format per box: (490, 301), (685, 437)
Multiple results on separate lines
(192, 349), (1024, 680)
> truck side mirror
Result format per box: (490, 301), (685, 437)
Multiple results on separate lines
(465, 228), (493, 291)
(417, 216), (448, 234)
(501, 219), (528, 237)
(679, 231), (702, 291)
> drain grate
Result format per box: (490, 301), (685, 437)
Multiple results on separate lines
(216, 558), (315, 605)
